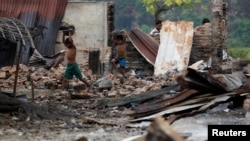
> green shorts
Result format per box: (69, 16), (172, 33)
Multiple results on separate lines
(64, 63), (83, 79)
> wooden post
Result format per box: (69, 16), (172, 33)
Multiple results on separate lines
(88, 48), (100, 74)
(211, 0), (227, 74)
(13, 43), (23, 97)
(31, 77), (35, 101)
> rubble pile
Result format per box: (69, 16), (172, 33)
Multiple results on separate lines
(0, 64), (92, 90)
(0, 63), (179, 96)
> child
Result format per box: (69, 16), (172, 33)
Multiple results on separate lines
(61, 32), (91, 93)
(111, 30), (127, 77)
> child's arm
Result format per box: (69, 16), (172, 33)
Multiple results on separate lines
(68, 31), (73, 43)
(62, 32), (65, 43)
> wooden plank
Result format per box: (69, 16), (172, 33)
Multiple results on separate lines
(145, 116), (185, 141)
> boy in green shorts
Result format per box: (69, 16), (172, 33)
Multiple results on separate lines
(61, 32), (91, 93)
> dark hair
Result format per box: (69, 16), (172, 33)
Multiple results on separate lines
(116, 34), (124, 41)
(64, 38), (73, 45)
(155, 20), (162, 25)
(202, 18), (210, 24)
(112, 30), (125, 41)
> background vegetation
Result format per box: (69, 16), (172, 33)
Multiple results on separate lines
(72, 0), (250, 58)
(228, 48), (250, 59)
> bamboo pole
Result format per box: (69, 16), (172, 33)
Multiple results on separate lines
(13, 43), (23, 97)
(31, 77), (34, 101)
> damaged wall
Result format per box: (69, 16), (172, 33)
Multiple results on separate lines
(189, 23), (212, 65)
(55, 1), (112, 65)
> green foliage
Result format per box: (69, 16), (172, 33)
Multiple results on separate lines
(162, 6), (210, 26)
(228, 18), (250, 47)
(140, 0), (200, 19)
(80, 0), (250, 48)
(113, 0), (153, 31)
(140, 24), (151, 33)
(228, 47), (250, 59)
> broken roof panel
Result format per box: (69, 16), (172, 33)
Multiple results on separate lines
(154, 21), (194, 76)
(127, 28), (159, 65)
(0, 0), (67, 56)
(0, 17), (34, 46)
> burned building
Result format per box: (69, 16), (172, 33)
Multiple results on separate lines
(0, 0), (67, 67)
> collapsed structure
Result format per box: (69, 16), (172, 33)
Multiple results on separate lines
(0, 0), (250, 140)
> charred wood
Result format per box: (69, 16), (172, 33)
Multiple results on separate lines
(131, 89), (199, 117)
(29, 50), (65, 69)
(130, 90), (249, 123)
(145, 116), (185, 141)
(177, 68), (227, 93)
(95, 84), (180, 108)
(167, 91), (249, 124)
(0, 92), (74, 121)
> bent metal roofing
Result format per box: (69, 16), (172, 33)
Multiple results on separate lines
(0, 0), (67, 56)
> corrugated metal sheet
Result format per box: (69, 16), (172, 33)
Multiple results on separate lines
(0, 17), (34, 46)
(127, 28), (159, 65)
(0, 0), (67, 66)
(154, 21), (194, 76)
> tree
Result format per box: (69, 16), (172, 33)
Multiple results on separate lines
(140, 0), (200, 20)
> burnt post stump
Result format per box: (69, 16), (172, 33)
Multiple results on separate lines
(88, 49), (100, 74)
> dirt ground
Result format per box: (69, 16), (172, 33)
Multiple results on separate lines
(0, 59), (250, 141)
(0, 89), (249, 141)
(0, 91), (145, 141)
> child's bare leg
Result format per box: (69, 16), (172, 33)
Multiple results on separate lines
(119, 68), (125, 77)
(79, 78), (91, 88)
(111, 59), (118, 71)
(61, 78), (68, 91)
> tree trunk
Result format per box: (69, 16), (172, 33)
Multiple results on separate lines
(154, 10), (161, 21)
(154, 8), (167, 21)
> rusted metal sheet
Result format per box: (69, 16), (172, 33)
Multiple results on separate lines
(154, 21), (194, 76)
(130, 103), (206, 122)
(0, 0), (67, 66)
(0, 17), (38, 96)
(167, 92), (249, 124)
(133, 89), (199, 115)
(212, 72), (245, 92)
(130, 68), (241, 118)
(130, 90), (249, 122)
(176, 68), (236, 93)
(127, 28), (159, 65)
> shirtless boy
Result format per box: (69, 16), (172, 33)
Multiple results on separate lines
(111, 31), (126, 77)
(61, 32), (91, 93)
